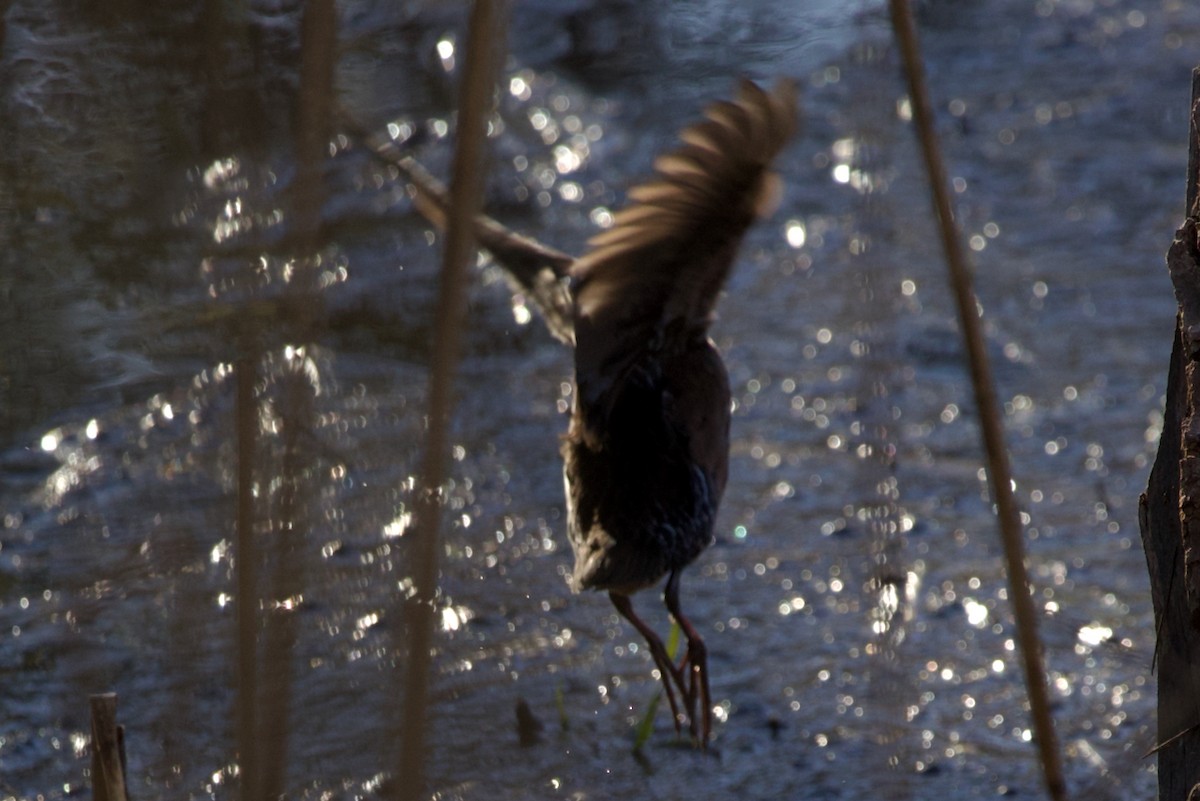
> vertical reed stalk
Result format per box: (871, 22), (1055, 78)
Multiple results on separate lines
(256, 2), (336, 796)
(396, 3), (508, 800)
(887, 2), (1068, 799)
(235, 339), (260, 801)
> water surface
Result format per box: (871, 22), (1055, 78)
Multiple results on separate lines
(0, 1), (1193, 798)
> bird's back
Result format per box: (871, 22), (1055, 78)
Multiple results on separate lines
(563, 79), (797, 594)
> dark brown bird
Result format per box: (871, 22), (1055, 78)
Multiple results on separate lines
(562, 79), (797, 744)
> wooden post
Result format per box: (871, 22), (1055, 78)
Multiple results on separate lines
(89, 694), (129, 801)
(1139, 66), (1200, 801)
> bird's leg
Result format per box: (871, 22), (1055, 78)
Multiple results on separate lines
(609, 591), (688, 735)
(665, 569), (712, 745)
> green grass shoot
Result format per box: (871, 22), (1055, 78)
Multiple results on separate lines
(633, 621), (682, 751)
(555, 680), (569, 731)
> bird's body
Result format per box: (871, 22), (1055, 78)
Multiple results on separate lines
(563, 333), (730, 595)
(561, 79), (797, 744)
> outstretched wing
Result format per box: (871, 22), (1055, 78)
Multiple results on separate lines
(571, 79), (798, 432)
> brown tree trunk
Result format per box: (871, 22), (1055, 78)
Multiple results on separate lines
(1139, 66), (1200, 801)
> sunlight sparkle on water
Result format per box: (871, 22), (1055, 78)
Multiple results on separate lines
(785, 219), (806, 248)
(202, 157), (240, 190)
(963, 598), (989, 628)
(274, 595), (302, 612)
(553, 144), (582, 174)
(778, 596), (806, 615)
(441, 604), (473, 632)
(436, 37), (455, 71)
(383, 510), (411, 538)
(590, 207), (613, 228)
(387, 121), (414, 142)
(509, 75), (532, 101)
(1077, 623), (1114, 647)
(511, 297), (533, 325)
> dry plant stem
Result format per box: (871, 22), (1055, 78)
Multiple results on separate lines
(396, 3), (507, 800)
(235, 342), (260, 801)
(887, 2), (1068, 799)
(257, 4), (335, 797)
(90, 694), (128, 801)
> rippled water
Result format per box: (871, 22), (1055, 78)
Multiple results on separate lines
(1, 1), (1194, 799)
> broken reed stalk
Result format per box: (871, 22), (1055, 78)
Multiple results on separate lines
(256, 3), (336, 797)
(396, 3), (508, 800)
(89, 693), (128, 801)
(235, 334), (260, 801)
(886, 1), (1068, 799)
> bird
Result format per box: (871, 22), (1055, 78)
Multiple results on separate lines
(368, 76), (796, 745)
(561, 78), (798, 745)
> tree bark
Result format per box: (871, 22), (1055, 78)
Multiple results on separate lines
(1139, 66), (1200, 801)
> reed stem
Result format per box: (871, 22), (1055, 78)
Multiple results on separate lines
(887, 2), (1068, 798)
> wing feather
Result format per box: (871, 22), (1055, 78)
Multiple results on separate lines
(571, 79), (799, 431)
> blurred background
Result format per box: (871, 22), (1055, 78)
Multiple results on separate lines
(0, 0), (1195, 798)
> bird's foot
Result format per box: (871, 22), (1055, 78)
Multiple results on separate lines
(667, 636), (710, 746)
(683, 635), (711, 746)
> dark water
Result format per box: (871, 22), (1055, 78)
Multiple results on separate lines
(1, 1), (1193, 798)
